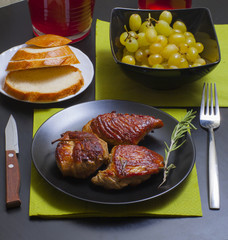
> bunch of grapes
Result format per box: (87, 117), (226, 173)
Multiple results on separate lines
(119, 11), (206, 69)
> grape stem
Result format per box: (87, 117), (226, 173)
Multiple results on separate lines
(124, 25), (138, 40)
(146, 13), (157, 26)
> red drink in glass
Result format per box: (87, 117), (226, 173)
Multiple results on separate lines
(28, 0), (95, 43)
(138, 0), (192, 10)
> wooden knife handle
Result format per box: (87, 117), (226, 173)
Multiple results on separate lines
(5, 150), (21, 208)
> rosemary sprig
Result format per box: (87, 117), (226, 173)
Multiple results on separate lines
(159, 110), (197, 187)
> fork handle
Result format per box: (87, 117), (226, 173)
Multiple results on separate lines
(208, 128), (220, 209)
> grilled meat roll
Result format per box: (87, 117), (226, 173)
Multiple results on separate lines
(82, 112), (164, 145)
(91, 145), (164, 189)
(53, 131), (109, 178)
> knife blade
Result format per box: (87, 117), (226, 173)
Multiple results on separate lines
(5, 115), (21, 208)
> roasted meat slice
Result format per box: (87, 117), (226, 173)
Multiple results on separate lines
(91, 145), (164, 190)
(82, 112), (164, 145)
(53, 131), (109, 178)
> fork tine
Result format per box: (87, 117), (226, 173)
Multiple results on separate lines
(200, 83), (206, 116)
(206, 83), (209, 115)
(214, 83), (220, 116)
(210, 83), (214, 115)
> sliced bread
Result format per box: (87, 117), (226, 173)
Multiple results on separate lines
(6, 54), (79, 71)
(10, 45), (78, 61)
(4, 66), (84, 102)
(25, 34), (72, 47)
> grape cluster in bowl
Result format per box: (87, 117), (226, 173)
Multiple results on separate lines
(120, 11), (206, 69)
(110, 8), (220, 89)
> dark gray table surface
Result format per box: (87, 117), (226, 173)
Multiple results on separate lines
(0, 1), (228, 239)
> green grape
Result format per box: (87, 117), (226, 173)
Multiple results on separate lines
(129, 14), (142, 31)
(139, 21), (148, 33)
(125, 37), (139, 52)
(141, 64), (149, 68)
(149, 42), (163, 54)
(168, 52), (182, 67)
(173, 21), (187, 33)
(139, 21), (154, 33)
(141, 55), (150, 66)
(135, 49), (145, 62)
(179, 42), (189, 54)
(184, 31), (194, 38)
(123, 47), (134, 57)
(195, 42), (204, 53)
(171, 28), (182, 34)
(122, 55), (136, 65)
(145, 28), (157, 43)
(169, 65), (178, 69)
(129, 31), (138, 38)
(185, 37), (196, 47)
(115, 36), (123, 49)
(120, 32), (128, 46)
(143, 47), (151, 58)
(152, 64), (165, 69)
(156, 35), (168, 47)
(118, 12), (207, 70)
(159, 10), (172, 24)
(137, 32), (150, 47)
(155, 20), (172, 37)
(141, 58), (150, 66)
(186, 47), (198, 62)
(168, 33), (185, 46)
(179, 57), (189, 68)
(161, 61), (169, 69)
(161, 44), (179, 59)
(191, 63), (202, 67)
(148, 54), (163, 66)
(194, 57), (206, 65)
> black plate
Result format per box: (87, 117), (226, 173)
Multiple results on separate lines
(32, 100), (195, 204)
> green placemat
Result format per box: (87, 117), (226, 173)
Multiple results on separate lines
(96, 20), (228, 107)
(29, 108), (202, 218)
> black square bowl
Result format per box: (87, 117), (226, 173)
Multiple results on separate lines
(110, 7), (221, 89)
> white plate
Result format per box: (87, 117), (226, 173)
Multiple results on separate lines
(0, 44), (94, 103)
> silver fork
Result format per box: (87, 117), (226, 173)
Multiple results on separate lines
(200, 83), (220, 209)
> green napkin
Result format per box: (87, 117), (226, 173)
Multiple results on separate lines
(29, 108), (202, 218)
(96, 20), (228, 107)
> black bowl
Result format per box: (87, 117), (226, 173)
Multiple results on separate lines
(110, 7), (221, 89)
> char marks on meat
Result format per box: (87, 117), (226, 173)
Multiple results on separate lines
(91, 145), (164, 190)
(82, 112), (164, 145)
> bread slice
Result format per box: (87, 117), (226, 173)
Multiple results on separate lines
(25, 34), (72, 47)
(6, 54), (79, 71)
(4, 66), (84, 102)
(10, 45), (78, 61)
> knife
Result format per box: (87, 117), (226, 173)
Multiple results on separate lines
(5, 115), (21, 208)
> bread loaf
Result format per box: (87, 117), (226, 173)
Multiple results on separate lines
(7, 54), (79, 71)
(4, 34), (84, 102)
(7, 45), (79, 71)
(10, 45), (78, 61)
(25, 34), (72, 47)
(4, 66), (84, 102)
